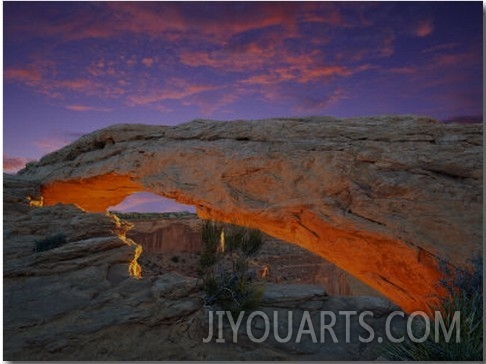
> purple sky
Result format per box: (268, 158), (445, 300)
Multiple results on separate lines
(3, 1), (483, 212)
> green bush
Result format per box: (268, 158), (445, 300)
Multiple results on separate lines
(33, 233), (68, 252)
(198, 220), (265, 313)
(382, 253), (483, 361)
(198, 220), (223, 274)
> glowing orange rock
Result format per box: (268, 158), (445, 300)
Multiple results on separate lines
(42, 173), (144, 212)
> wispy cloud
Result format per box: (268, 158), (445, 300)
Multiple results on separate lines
(35, 138), (70, 154)
(126, 78), (218, 107)
(3, 155), (32, 173)
(414, 19), (434, 37)
(141, 57), (155, 68)
(4, 67), (42, 85)
(6, 2), (306, 44)
(294, 88), (349, 112)
(387, 66), (417, 75)
(34, 131), (83, 154)
(421, 42), (458, 54)
(65, 104), (112, 112)
(3, 2), (482, 122)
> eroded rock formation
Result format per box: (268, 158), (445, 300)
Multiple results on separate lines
(18, 115), (483, 312)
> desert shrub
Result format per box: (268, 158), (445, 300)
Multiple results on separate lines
(171, 255), (180, 263)
(198, 220), (265, 313)
(198, 220), (223, 274)
(33, 233), (68, 252)
(382, 253), (483, 361)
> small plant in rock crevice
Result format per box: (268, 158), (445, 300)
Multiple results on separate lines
(198, 220), (265, 314)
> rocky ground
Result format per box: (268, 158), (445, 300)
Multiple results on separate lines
(4, 173), (407, 361)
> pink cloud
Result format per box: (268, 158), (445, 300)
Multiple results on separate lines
(104, 2), (187, 37)
(17, 2), (299, 45)
(432, 48), (481, 68)
(6, 59), (126, 100)
(242, 73), (281, 86)
(414, 19), (434, 37)
(35, 136), (72, 154)
(85, 59), (121, 78)
(3, 155), (32, 173)
(141, 57), (155, 67)
(4, 68), (42, 85)
(4, 3), (372, 119)
(57, 79), (93, 91)
(421, 42), (458, 54)
(65, 104), (111, 112)
(48, 76), (125, 100)
(387, 66), (417, 75)
(380, 32), (395, 57)
(179, 43), (278, 72)
(5, 2), (478, 122)
(298, 66), (353, 83)
(126, 79), (218, 106)
(301, 3), (346, 26)
(294, 88), (348, 112)
(243, 62), (370, 87)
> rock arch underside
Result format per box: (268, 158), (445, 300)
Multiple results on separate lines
(19, 115), (482, 313)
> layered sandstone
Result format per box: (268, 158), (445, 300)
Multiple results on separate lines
(18, 115), (483, 312)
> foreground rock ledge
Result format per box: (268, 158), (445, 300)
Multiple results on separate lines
(19, 115), (483, 312)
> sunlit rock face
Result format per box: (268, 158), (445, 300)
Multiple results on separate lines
(19, 115), (483, 313)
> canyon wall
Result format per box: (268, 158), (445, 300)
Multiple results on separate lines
(127, 217), (203, 253)
(126, 215), (380, 297)
(19, 115), (483, 312)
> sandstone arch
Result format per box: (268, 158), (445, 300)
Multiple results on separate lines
(19, 116), (482, 313)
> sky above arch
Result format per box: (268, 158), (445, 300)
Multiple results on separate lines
(3, 1), (483, 212)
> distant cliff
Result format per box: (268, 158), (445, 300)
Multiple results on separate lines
(122, 212), (380, 297)
(124, 215), (203, 253)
